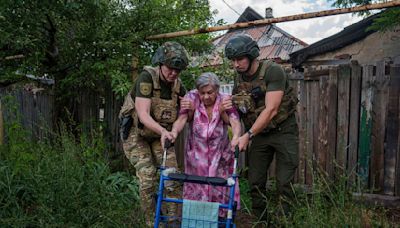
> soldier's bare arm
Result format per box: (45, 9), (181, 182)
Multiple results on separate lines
(229, 117), (241, 151)
(170, 114), (188, 142)
(135, 97), (168, 135)
(252, 90), (283, 134)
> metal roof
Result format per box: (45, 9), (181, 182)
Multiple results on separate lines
(203, 7), (308, 66)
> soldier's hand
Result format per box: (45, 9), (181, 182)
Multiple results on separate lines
(180, 96), (194, 111)
(238, 134), (250, 152)
(170, 129), (178, 142)
(161, 129), (174, 149)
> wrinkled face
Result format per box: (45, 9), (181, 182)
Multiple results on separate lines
(231, 56), (251, 73)
(160, 65), (181, 83)
(198, 84), (218, 107)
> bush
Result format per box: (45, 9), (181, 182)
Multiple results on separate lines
(0, 106), (143, 227)
(238, 167), (394, 227)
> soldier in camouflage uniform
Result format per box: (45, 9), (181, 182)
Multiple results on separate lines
(224, 35), (299, 221)
(119, 41), (189, 226)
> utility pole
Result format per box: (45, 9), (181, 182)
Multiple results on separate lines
(146, 1), (400, 40)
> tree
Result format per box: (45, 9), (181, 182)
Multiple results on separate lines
(0, 0), (222, 124)
(330, 0), (400, 31)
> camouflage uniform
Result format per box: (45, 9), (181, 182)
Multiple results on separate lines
(226, 35), (299, 220)
(119, 42), (189, 226)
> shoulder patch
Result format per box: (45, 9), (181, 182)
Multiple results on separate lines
(139, 82), (152, 96)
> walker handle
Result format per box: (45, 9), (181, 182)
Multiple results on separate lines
(234, 145), (240, 159)
(164, 139), (172, 150)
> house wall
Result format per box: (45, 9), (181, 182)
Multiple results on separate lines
(308, 28), (400, 65)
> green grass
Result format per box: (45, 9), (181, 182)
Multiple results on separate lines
(238, 170), (395, 227)
(0, 98), (144, 227)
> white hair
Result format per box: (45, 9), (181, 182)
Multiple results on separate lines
(195, 72), (220, 90)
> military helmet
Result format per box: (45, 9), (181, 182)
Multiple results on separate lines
(151, 41), (189, 70)
(225, 34), (259, 60)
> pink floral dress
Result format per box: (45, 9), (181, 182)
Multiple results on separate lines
(179, 90), (240, 213)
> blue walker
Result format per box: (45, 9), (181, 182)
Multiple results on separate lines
(154, 141), (239, 228)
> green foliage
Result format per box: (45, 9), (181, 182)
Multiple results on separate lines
(238, 167), (394, 227)
(0, 0), (222, 99)
(367, 8), (400, 32)
(179, 52), (235, 90)
(0, 111), (142, 227)
(0, 96), (36, 173)
(330, 0), (400, 32)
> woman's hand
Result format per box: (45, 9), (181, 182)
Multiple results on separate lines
(230, 135), (239, 151)
(219, 96), (233, 114)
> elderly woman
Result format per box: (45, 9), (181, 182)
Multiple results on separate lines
(169, 72), (241, 212)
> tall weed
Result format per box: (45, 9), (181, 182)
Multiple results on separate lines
(0, 98), (143, 227)
(239, 165), (393, 227)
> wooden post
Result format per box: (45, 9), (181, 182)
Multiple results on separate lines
(327, 68), (338, 179)
(318, 75), (329, 173)
(305, 80), (314, 185)
(348, 62), (362, 185)
(0, 100), (3, 145)
(384, 64), (400, 195)
(336, 65), (351, 176)
(371, 61), (389, 193)
(298, 78), (307, 184)
(359, 65), (374, 188)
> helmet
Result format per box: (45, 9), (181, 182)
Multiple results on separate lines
(151, 41), (189, 70)
(224, 34), (259, 60)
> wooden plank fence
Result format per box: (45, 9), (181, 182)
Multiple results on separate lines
(0, 83), (55, 141)
(0, 81), (123, 162)
(1, 59), (399, 196)
(285, 60), (400, 196)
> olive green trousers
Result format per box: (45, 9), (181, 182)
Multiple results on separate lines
(248, 114), (299, 220)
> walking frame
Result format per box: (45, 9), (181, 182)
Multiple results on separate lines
(154, 140), (239, 227)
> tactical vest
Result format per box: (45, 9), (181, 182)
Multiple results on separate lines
(232, 60), (298, 132)
(120, 66), (181, 139)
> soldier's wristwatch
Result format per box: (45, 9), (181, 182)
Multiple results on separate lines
(246, 129), (254, 139)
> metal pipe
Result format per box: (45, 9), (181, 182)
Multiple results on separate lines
(146, 1), (400, 40)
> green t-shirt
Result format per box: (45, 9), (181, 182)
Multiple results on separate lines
(133, 70), (186, 101)
(263, 63), (287, 92)
(240, 62), (287, 92)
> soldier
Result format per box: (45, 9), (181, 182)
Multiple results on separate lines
(119, 41), (189, 226)
(224, 34), (299, 221)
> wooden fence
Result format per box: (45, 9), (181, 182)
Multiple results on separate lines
(0, 83), (55, 141)
(1, 61), (399, 196)
(0, 82), (123, 161)
(279, 61), (400, 196)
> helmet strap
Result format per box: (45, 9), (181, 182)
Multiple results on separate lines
(159, 65), (167, 82)
(244, 57), (256, 75)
